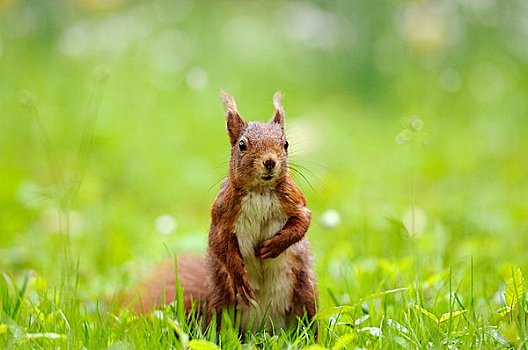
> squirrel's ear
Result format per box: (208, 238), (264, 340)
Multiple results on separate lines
(271, 92), (285, 131)
(221, 91), (245, 146)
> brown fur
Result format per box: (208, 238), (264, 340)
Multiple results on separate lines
(129, 255), (206, 313)
(129, 92), (317, 329)
(206, 92), (316, 322)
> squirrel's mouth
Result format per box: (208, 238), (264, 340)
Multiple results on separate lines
(261, 174), (274, 181)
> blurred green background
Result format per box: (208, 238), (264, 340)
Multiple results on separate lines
(1, 0), (527, 305)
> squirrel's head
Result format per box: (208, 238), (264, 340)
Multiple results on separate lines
(222, 91), (289, 191)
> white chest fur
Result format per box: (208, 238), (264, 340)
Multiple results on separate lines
(234, 191), (293, 330)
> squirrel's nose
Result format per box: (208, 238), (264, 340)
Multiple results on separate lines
(263, 159), (276, 171)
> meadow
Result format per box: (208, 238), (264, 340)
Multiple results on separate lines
(1, 1), (528, 348)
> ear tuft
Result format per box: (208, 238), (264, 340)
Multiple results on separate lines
(273, 91), (282, 110)
(221, 90), (238, 115)
(271, 91), (285, 130)
(220, 91), (245, 146)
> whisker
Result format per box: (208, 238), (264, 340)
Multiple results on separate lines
(290, 161), (323, 175)
(289, 166), (317, 192)
(290, 161), (323, 176)
(211, 161), (230, 170)
(199, 162), (229, 200)
(289, 161), (326, 191)
(203, 175), (227, 198)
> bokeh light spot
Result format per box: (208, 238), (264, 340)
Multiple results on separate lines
(186, 66), (209, 91)
(155, 214), (178, 235)
(321, 209), (341, 229)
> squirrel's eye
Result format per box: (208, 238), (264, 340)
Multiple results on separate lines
(284, 140), (289, 151)
(238, 139), (247, 151)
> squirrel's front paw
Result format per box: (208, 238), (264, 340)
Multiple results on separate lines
(256, 238), (286, 259)
(233, 271), (255, 305)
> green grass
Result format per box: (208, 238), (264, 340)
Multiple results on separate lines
(1, 0), (528, 348)
(1, 262), (527, 348)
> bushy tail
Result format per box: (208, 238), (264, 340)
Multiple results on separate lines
(112, 255), (207, 314)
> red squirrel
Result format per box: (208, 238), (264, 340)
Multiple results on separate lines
(132, 92), (317, 332)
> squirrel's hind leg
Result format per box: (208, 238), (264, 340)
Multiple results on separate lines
(287, 248), (318, 334)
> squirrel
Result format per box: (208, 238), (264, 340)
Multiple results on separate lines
(130, 92), (317, 332)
